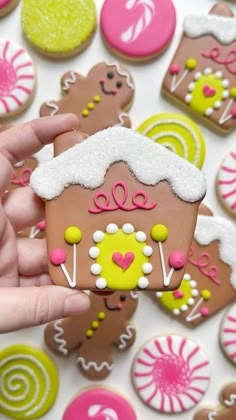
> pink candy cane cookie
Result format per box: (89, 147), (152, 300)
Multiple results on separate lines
(220, 303), (236, 366)
(0, 0), (19, 17)
(0, 39), (36, 119)
(63, 387), (137, 420)
(132, 335), (211, 413)
(216, 147), (236, 217)
(100, 0), (176, 62)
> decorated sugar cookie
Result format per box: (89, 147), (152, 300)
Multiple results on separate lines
(156, 205), (236, 327)
(136, 113), (206, 168)
(45, 291), (138, 379)
(40, 61), (135, 135)
(132, 335), (211, 413)
(0, 344), (58, 419)
(0, 0), (19, 17)
(194, 383), (236, 420)
(63, 387), (137, 420)
(220, 303), (236, 365)
(0, 39), (36, 119)
(30, 127), (206, 292)
(162, 4), (236, 134)
(21, 0), (96, 58)
(100, 0), (176, 62)
(216, 147), (236, 217)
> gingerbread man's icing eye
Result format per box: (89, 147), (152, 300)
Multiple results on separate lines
(116, 81), (123, 89)
(120, 295), (126, 302)
(107, 71), (114, 79)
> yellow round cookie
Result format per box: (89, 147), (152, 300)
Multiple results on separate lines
(136, 113), (206, 169)
(0, 344), (59, 419)
(21, 0), (97, 58)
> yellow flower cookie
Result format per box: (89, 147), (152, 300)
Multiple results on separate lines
(0, 344), (59, 419)
(21, 0), (97, 58)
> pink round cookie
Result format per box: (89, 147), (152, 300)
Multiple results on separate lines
(132, 335), (211, 413)
(100, 0), (176, 62)
(0, 38), (36, 118)
(63, 387), (137, 420)
(0, 0), (19, 17)
(216, 147), (236, 217)
(220, 303), (236, 365)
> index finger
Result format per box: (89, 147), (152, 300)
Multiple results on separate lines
(0, 114), (79, 165)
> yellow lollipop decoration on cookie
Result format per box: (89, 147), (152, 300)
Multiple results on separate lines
(21, 0), (96, 57)
(0, 344), (58, 419)
(137, 113), (206, 168)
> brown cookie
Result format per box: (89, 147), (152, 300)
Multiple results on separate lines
(156, 205), (236, 327)
(30, 126), (206, 292)
(194, 383), (236, 420)
(162, 4), (236, 134)
(44, 291), (138, 379)
(0, 0), (19, 17)
(40, 61), (135, 135)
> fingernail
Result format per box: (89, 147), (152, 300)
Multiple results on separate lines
(63, 293), (90, 316)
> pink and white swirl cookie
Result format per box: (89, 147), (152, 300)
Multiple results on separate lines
(63, 387), (137, 420)
(100, 0), (176, 62)
(0, 0), (19, 17)
(216, 147), (236, 217)
(220, 303), (236, 365)
(132, 335), (211, 414)
(0, 39), (36, 119)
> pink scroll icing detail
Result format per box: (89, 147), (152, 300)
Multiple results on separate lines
(202, 47), (236, 75)
(188, 246), (221, 286)
(88, 181), (157, 214)
(11, 167), (33, 187)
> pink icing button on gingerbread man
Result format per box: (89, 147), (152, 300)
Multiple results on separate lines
(100, 0), (176, 61)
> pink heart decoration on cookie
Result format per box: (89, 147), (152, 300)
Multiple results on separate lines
(112, 252), (135, 271)
(203, 85), (216, 97)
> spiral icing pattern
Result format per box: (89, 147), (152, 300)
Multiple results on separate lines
(0, 344), (58, 419)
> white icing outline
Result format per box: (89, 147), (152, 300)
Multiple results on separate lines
(225, 394), (236, 406)
(62, 71), (77, 91)
(76, 357), (113, 372)
(53, 320), (68, 356)
(208, 412), (218, 420)
(118, 324), (136, 349)
(105, 61), (134, 90)
(45, 101), (58, 116)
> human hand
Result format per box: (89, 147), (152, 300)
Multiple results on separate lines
(0, 114), (90, 333)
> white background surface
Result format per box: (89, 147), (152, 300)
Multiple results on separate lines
(0, 0), (235, 419)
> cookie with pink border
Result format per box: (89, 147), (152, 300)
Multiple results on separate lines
(156, 205), (236, 327)
(162, 4), (236, 134)
(0, 0), (19, 17)
(0, 39), (36, 119)
(194, 383), (236, 420)
(220, 303), (236, 366)
(100, 0), (176, 62)
(216, 146), (236, 218)
(132, 334), (211, 414)
(63, 387), (137, 420)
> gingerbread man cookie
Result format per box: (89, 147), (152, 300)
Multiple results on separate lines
(30, 127), (206, 292)
(40, 61), (135, 135)
(162, 4), (236, 134)
(194, 383), (236, 420)
(156, 205), (236, 327)
(44, 291), (138, 379)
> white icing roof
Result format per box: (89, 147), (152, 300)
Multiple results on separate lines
(30, 127), (206, 203)
(195, 215), (236, 289)
(183, 14), (236, 44)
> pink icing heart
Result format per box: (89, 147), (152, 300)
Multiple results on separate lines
(173, 290), (185, 299)
(203, 85), (216, 97)
(112, 251), (135, 271)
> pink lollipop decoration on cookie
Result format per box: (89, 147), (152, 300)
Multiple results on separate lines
(216, 147), (236, 217)
(0, 39), (36, 118)
(101, 0), (176, 61)
(132, 335), (210, 413)
(220, 303), (236, 365)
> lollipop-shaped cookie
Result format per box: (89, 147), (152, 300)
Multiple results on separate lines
(216, 147), (236, 217)
(0, 344), (58, 419)
(0, 39), (36, 119)
(136, 113), (206, 168)
(132, 335), (211, 414)
(220, 303), (236, 365)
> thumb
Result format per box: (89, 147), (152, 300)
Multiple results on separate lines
(0, 286), (90, 333)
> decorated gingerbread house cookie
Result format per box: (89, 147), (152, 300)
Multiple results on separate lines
(30, 127), (206, 292)
(162, 4), (236, 134)
(156, 205), (236, 327)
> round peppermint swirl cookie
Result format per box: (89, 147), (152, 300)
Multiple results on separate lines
(220, 303), (236, 365)
(216, 147), (236, 217)
(0, 344), (58, 419)
(22, 0), (97, 58)
(132, 335), (211, 413)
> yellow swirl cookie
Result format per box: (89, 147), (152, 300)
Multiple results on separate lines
(136, 113), (206, 168)
(0, 344), (58, 419)
(21, 0), (97, 58)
